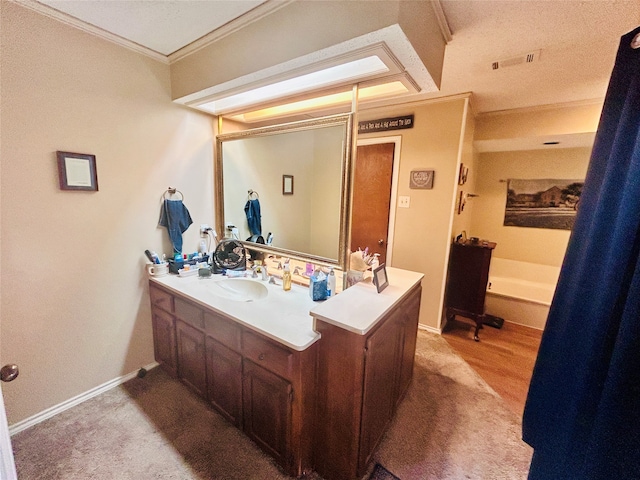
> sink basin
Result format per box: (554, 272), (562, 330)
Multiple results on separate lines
(209, 278), (268, 302)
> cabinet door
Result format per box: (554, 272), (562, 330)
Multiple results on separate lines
(205, 336), (243, 427)
(176, 320), (207, 398)
(359, 315), (403, 471)
(397, 290), (421, 403)
(152, 308), (177, 377)
(242, 360), (292, 470)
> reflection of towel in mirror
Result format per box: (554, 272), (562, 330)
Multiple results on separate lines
(244, 199), (262, 236)
(159, 199), (192, 253)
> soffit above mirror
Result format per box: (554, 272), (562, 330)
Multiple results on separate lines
(171, 0), (448, 118)
(174, 23), (440, 116)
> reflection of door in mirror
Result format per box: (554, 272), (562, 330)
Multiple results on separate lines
(350, 143), (394, 264)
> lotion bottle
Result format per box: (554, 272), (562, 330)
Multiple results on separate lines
(327, 268), (336, 297)
(282, 264), (292, 291)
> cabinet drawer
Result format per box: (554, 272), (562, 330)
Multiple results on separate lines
(243, 331), (293, 380)
(204, 312), (241, 352)
(175, 298), (204, 330)
(149, 285), (174, 313)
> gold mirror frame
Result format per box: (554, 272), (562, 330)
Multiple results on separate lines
(215, 113), (354, 270)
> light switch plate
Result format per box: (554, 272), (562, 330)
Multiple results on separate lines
(398, 195), (410, 208)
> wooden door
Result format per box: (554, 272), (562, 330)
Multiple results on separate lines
(351, 143), (394, 264)
(205, 336), (243, 427)
(176, 320), (207, 397)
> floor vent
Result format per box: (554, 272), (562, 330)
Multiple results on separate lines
(492, 50), (540, 70)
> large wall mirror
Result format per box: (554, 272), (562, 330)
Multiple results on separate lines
(215, 114), (353, 270)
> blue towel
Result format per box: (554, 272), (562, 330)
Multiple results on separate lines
(244, 199), (262, 236)
(159, 199), (192, 253)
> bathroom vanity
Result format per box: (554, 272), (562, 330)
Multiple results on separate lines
(148, 267), (422, 479)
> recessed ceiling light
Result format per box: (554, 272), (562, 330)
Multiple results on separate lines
(197, 55), (390, 115)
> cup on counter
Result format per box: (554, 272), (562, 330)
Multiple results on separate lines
(147, 262), (169, 277)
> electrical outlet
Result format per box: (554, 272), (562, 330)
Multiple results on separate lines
(398, 195), (411, 208)
(200, 224), (211, 236)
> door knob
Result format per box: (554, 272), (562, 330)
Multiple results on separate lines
(378, 239), (384, 246)
(1, 364), (19, 382)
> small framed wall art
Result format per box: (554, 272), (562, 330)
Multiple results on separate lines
(282, 174), (294, 195)
(410, 169), (435, 189)
(56, 151), (98, 191)
(458, 164), (469, 185)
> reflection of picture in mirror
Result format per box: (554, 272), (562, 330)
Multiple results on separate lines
(282, 175), (294, 195)
(218, 118), (348, 263)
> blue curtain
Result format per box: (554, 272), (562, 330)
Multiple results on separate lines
(523, 26), (640, 479)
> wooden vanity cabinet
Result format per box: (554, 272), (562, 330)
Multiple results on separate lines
(313, 284), (422, 480)
(148, 282), (316, 478)
(149, 285), (177, 377)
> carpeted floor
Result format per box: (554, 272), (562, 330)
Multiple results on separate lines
(12, 331), (532, 479)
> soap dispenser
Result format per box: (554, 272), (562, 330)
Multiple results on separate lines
(282, 263), (292, 291)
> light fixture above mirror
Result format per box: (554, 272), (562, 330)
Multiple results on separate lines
(179, 42), (423, 121)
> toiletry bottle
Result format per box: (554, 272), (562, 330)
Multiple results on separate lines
(327, 268), (336, 297)
(282, 264), (292, 291)
(371, 253), (380, 270)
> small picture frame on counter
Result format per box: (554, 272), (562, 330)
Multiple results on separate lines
(372, 264), (389, 293)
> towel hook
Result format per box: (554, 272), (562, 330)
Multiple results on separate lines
(248, 189), (259, 200)
(162, 187), (184, 201)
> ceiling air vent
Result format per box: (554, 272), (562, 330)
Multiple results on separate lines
(492, 50), (540, 70)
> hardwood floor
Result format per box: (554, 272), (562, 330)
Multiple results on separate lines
(442, 316), (543, 417)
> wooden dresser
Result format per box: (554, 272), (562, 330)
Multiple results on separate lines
(444, 239), (496, 341)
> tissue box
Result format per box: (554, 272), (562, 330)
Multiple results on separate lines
(309, 276), (328, 301)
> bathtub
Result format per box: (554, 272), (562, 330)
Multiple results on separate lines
(485, 258), (560, 330)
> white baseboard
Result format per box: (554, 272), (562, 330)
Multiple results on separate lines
(419, 323), (442, 335)
(9, 362), (159, 436)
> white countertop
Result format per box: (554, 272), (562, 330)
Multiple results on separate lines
(150, 273), (321, 351)
(310, 267), (424, 335)
(150, 266), (423, 350)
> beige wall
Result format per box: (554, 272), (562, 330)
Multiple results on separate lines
(359, 96), (469, 330)
(470, 148), (591, 267)
(450, 103), (477, 240)
(1, 3), (215, 424)
(474, 102), (603, 141)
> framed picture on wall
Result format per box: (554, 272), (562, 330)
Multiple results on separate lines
(458, 164), (469, 185)
(56, 151), (98, 191)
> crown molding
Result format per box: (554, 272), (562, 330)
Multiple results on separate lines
(168, 0), (295, 64)
(13, 0), (292, 66)
(430, 0), (452, 44)
(13, 0), (169, 63)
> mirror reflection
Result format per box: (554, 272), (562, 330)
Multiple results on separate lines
(216, 115), (352, 268)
